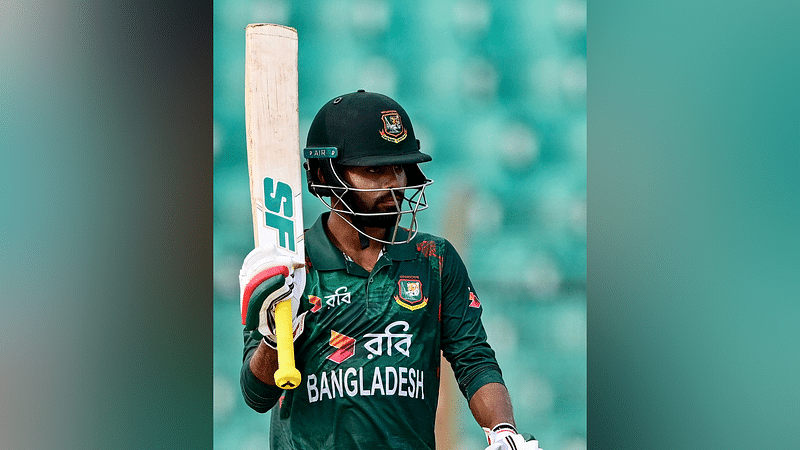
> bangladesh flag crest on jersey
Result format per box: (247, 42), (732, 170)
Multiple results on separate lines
(395, 276), (428, 310)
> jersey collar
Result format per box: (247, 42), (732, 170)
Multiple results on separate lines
(383, 227), (417, 261)
(306, 213), (418, 272)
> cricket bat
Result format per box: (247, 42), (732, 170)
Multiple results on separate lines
(244, 23), (303, 389)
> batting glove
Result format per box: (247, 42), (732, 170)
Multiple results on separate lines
(483, 423), (543, 450)
(240, 245), (307, 348)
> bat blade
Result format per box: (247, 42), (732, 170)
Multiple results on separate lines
(244, 23), (303, 389)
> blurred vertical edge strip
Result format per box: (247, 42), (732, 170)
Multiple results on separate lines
(588, 1), (800, 449)
(0, 1), (214, 449)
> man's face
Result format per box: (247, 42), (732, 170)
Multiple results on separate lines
(341, 165), (407, 226)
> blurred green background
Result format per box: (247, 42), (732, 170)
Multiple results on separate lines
(2, 2), (214, 449)
(213, 0), (586, 449)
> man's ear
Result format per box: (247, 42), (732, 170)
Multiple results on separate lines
(317, 168), (326, 184)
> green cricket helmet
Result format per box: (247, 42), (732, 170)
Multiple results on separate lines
(303, 90), (433, 244)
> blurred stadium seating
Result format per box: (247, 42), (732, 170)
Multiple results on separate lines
(213, 0), (585, 448)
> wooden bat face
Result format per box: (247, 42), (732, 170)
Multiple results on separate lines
(244, 23), (303, 389)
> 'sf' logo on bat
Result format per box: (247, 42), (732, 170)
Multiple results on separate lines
(263, 176), (296, 252)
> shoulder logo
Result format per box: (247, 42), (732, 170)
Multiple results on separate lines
(416, 240), (437, 257)
(395, 276), (428, 310)
(380, 110), (407, 143)
(468, 288), (481, 308)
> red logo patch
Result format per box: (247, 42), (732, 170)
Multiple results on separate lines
(309, 295), (322, 313)
(468, 289), (481, 308)
(327, 330), (356, 363)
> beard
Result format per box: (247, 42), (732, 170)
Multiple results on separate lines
(345, 191), (404, 229)
(352, 211), (401, 229)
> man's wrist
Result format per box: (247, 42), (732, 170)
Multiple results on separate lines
(248, 341), (279, 386)
(484, 422), (517, 444)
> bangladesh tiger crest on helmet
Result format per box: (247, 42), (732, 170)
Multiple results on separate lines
(380, 110), (407, 144)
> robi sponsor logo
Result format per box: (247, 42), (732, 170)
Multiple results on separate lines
(324, 286), (351, 308)
(306, 366), (425, 403)
(323, 321), (415, 363)
(307, 321), (426, 403)
(309, 287), (352, 314)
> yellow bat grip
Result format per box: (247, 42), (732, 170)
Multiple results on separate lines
(273, 300), (301, 389)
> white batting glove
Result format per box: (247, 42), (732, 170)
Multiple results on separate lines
(239, 245), (307, 347)
(483, 423), (543, 450)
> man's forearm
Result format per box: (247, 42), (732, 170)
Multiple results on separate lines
(249, 340), (280, 386)
(468, 382), (516, 429)
(240, 341), (283, 413)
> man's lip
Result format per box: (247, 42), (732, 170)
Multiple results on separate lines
(376, 196), (397, 205)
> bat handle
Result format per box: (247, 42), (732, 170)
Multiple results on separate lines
(273, 300), (301, 389)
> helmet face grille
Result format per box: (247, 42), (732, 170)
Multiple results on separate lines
(309, 160), (434, 245)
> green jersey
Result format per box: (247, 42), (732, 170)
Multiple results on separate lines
(241, 213), (504, 450)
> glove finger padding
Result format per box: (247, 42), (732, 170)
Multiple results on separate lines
(239, 245), (308, 347)
(241, 265), (290, 328)
(259, 268), (305, 338)
(285, 266), (306, 319)
(239, 245), (305, 323)
(243, 273), (287, 331)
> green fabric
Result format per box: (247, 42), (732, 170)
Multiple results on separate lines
(241, 213), (504, 450)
